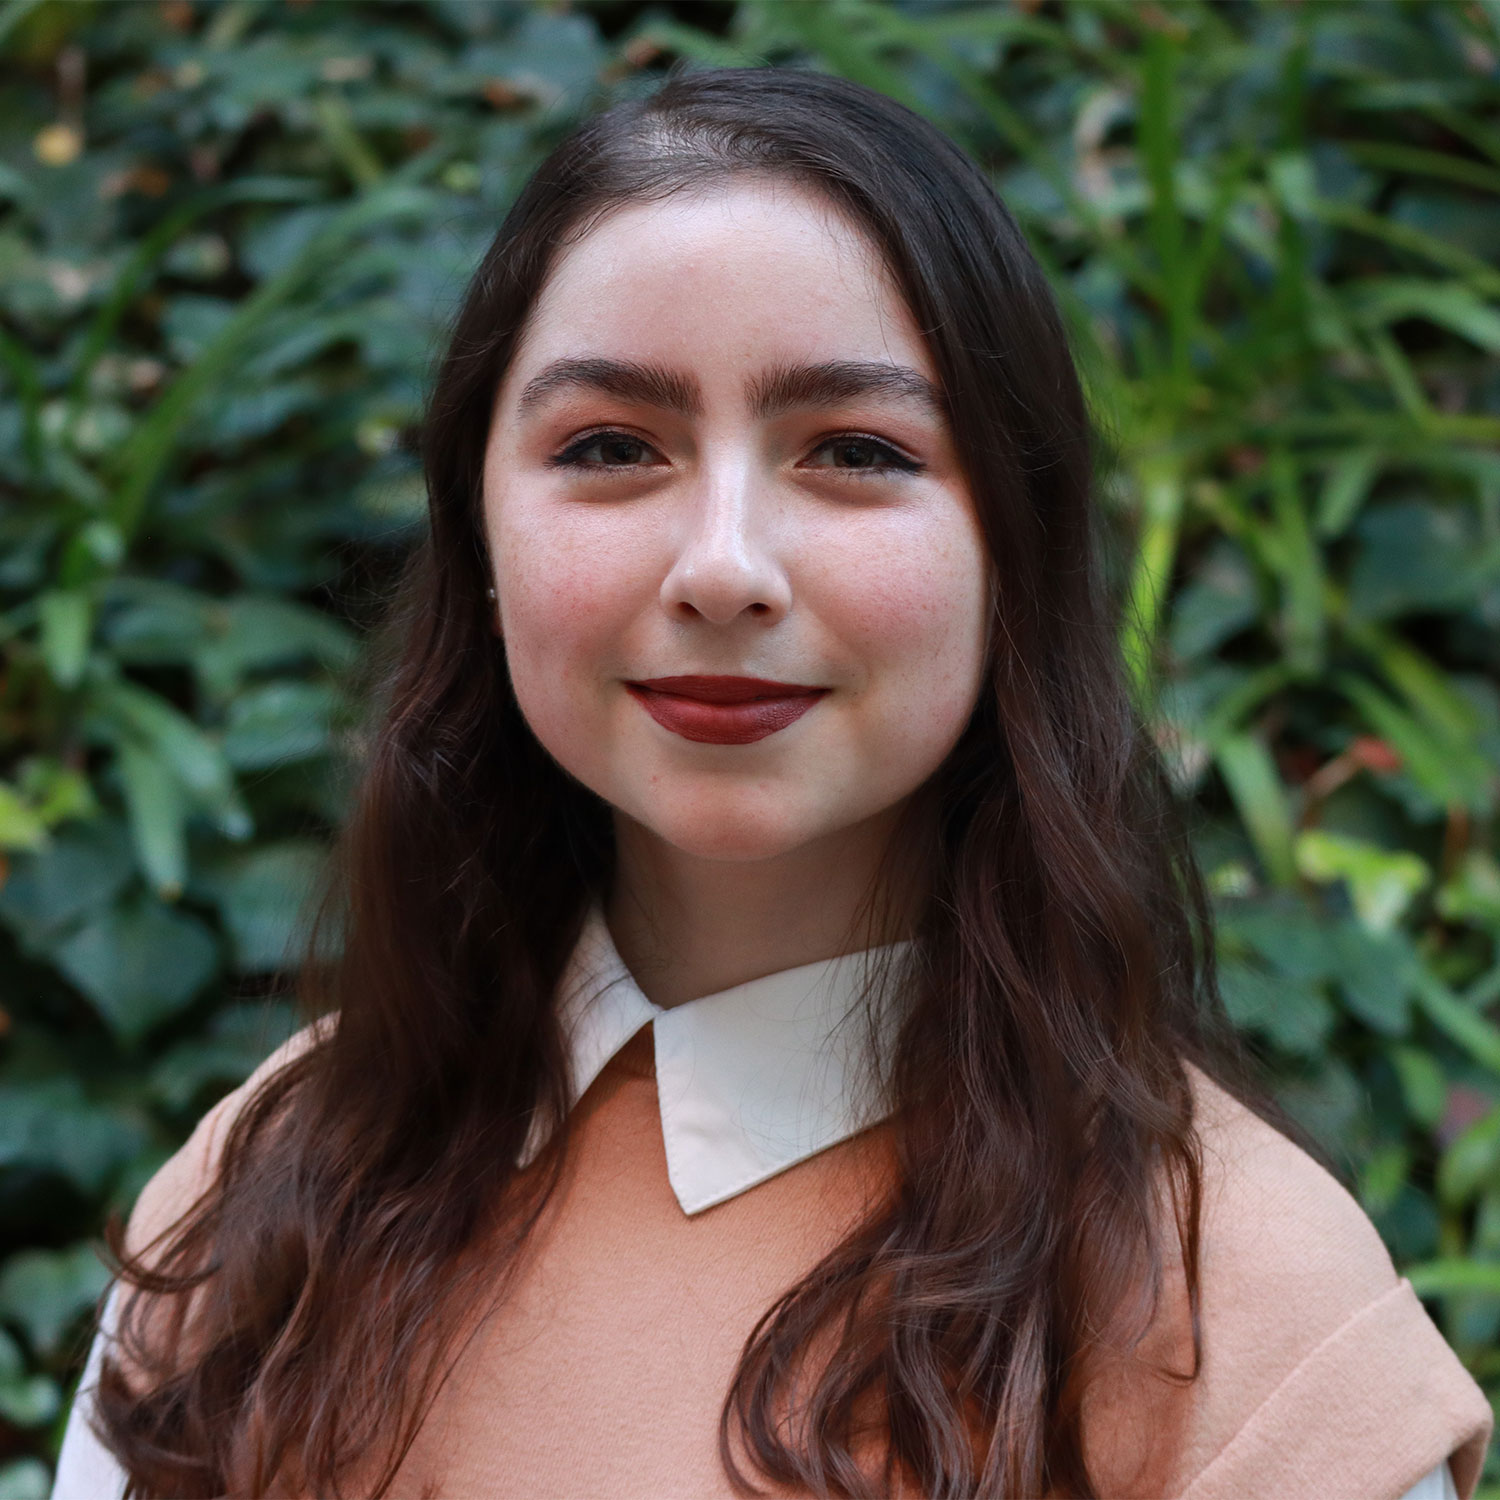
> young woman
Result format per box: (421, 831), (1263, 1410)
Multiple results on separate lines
(53, 66), (1489, 1500)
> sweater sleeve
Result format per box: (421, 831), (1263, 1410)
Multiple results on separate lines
(1178, 1276), (1491, 1500)
(47, 1019), (332, 1500)
(1173, 1067), (1494, 1500)
(1079, 1065), (1493, 1500)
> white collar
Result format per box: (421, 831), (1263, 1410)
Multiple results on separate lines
(521, 902), (913, 1215)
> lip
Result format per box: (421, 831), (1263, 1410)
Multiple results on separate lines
(625, 675), (830, 745)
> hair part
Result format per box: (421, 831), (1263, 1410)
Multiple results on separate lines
(94, 63), (1299, 1499)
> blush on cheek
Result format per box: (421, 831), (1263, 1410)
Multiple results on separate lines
(509, 500), (661, 614)
(834, 541), (989, 756)
(842, 577), (937, 648)
(807, 495), (986, 642)
(499, 547), (625, 659)
(826, 555), (984, 674)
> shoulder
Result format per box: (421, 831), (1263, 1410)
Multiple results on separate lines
(1183, 1060), (1399, 1324)
(1126, 1063), (1491, 1500)
(124, 1016), (334, 1263)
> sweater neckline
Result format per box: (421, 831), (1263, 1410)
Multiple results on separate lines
(519, 899), (914, 1214)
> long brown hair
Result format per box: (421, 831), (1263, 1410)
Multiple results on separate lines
(93, 64), (1301, 1499)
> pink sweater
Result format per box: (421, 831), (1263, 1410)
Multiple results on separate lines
(89, 1023), (1492, 1498)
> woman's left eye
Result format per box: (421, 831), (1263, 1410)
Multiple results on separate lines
(803, 435), (924, 476)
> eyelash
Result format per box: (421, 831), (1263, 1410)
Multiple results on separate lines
(546, 429), (925, 478)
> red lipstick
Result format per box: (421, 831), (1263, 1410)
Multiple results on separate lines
(625, 675), (829, 745)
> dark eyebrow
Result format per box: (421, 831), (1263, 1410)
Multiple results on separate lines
(749, 360), (947, 422)
(515, 357), (946, 422)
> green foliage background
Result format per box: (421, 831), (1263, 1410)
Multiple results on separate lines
(2, 0), (1498, 1492)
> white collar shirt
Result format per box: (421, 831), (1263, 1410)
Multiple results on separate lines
(520, 900), (914, 1215)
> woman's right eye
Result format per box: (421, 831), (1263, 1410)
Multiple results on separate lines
(548, 431), (661, 470)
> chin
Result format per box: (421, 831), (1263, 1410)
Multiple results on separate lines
(627, 786), (828, 863)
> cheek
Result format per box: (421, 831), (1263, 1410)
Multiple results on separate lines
(488, 503), (646, 774)
(812, 501), (990, 730)
(493, 504), (639, 671)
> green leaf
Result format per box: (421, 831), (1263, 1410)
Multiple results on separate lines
(1389, 1044), (1447, 1131)
(0, 1078), (147, 1194)
(1216, 893), (1334, 982)
(222, 681), (340, 771)
(1140, 30), (1189, 397)
(195, 597), (358, 698)
(100, 578), (211, 667)
(1334, 675), (1492, 815)
(1326, 919), (1415, 1035)
(91, 677), (253, 841)
(1218, 959), (1336, 1056)
(0, 1458), (51, 1500)
(1439, 1105), (1500, 1210)
(13, 756), (95, 827)
(193, 840), (329, 971)
(1315, 197), (1500, 299)
(1269, 150), (1318, 224)
(1294, 830), (1431, 934)
(0, 1329), (59, 1429)
(0, 817), (134, 952)
(1122, 456), (1186, 698)
(1168, 538), (1258, 660)
(160, 294), (237, 363)
(1406, 1258), (1500, 1298)
(36, 588), (91, 689)
(1352, 278), (1500, 354)
(1437, 850), (1500, 934)
(0, 1244), (110, 1359)
(51, 893), (219, 1043)
(487, 6), (608, 106)
(1275, 1058), (1365, 1148)
(0, 783), (47, 852)
(1347, 501), (1495, 621)
(147, 999), (301, 1112)
(1411, 966), (1500, 1078)
(1315, 447), (1381, 538)
(65, 177), (323, 411)
(1215, 733), (1298, 887)
(0, 0), (48, 50)
(1373, 634), (1491, 750)
(1266, 449), (1325, 676)
(1358, 1141), (1409, 1217)
(93, 679), (232, 804)
(116, 738), (189, 899)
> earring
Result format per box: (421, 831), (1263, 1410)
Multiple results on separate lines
(486, 586), (496, 601)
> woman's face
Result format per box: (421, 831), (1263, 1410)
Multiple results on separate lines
(482, 176), (990, 865)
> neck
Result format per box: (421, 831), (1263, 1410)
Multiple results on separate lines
(605, 802), (925, 1011)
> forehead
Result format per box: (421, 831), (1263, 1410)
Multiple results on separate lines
(504, 176), (936, 389)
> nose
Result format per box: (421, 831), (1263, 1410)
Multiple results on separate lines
(658, 458), (792, 627)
